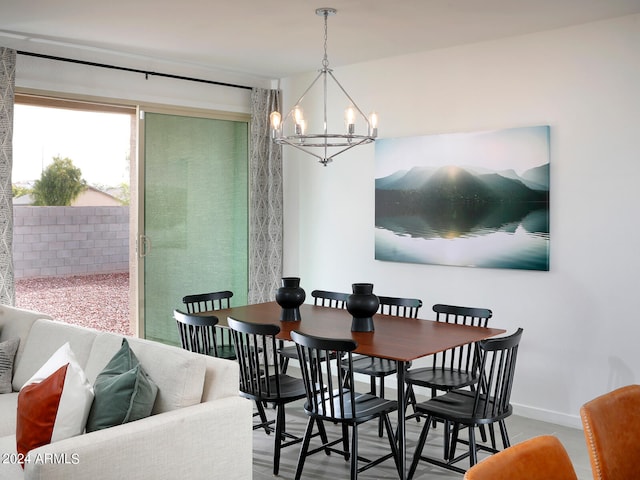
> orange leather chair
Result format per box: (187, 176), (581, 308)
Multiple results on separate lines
(463, 435), (578, 480)
(580, 384), (640, 480)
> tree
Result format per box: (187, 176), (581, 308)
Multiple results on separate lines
(12, 184), (32, 198)
(32, 156), (87, 206)
(114, 182), (130, 205)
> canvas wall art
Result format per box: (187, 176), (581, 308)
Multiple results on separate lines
(375, 125), (550, 271)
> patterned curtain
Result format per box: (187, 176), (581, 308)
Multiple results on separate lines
(0, 48), (16, 305)
(248, 88), (283, 304)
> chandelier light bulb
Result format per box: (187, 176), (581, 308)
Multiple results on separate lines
(369, 111), (379, 136)
(345, 106), (356, 134)
(369, 111), (378, 129)
(270, 111), (282, 130)
(293, 106), (305, 135)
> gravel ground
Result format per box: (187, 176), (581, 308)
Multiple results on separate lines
(15, 272), (132, 336)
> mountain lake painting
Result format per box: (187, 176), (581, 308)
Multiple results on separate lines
(375, 125), (550, 271)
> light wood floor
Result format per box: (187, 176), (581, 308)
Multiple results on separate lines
(252, 397), (592, 480)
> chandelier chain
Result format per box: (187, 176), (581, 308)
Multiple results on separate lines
(322, 10), (329, 69)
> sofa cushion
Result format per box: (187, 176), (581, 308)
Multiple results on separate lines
(86, 338), (158, 432)
(16, 343), (94, 462)
(0, 337), (20, 393)
(0, 305), (51, 373)
(12, 319), (97, 391)
(0, 392), (18, 437)
(0, 434), (22, 477)
(85, 333), (206, 414)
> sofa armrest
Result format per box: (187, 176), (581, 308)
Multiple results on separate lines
(23, 396), (252, 480)
(201, 356), (240, 402)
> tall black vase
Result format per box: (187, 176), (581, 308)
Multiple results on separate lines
(275, 277), (306, 321)
(347, 283), (379, 332)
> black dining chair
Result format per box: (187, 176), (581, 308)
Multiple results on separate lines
(408, 328), (524, 476)
(404, 304), (493, 457)
(405, 304), (494, 408)
(228, 316), (321, 476)
(291, 329), (400, 480)
(174, 308), (220, 356)
(344, 295), (423, 435)
(278, 289), (350, 374)
(182, 290), (235, 360)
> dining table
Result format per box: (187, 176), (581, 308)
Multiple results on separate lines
(212, 301), (506, 480)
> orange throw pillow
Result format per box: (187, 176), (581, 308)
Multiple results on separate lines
(16, 365), (68, 459)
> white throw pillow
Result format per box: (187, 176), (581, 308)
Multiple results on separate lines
(16, 342), (94, 463)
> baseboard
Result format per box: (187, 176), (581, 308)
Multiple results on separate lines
(512, 403), (583, 430)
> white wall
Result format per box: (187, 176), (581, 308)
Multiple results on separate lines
(282, 14), (640, 428)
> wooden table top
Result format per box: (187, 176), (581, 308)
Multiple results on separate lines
(212, 302), (506, 363)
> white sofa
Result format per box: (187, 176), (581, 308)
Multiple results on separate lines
(0, 305), (252, 480)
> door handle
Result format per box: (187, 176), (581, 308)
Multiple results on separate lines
(138, 235), (152, 257)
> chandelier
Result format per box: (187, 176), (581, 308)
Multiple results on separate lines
(269, 7), (378, 166)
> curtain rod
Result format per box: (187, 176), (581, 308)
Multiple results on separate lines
(17, 50), (253, 91)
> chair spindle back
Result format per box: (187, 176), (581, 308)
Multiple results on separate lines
(431, 304), (493, 376)
(473, 328), (522, 419)
(311, 290), (349, 309)
(378, 296), (423, 318)
(174, 309), (219, 355)
(228, 317), (283, 401)
(292, 330), (358, 420)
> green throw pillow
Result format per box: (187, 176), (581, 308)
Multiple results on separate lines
(86, 338), (158, 432)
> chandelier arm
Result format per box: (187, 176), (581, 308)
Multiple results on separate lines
(276, 138), (328, 163)
(323, 67), (329, 159)
(275, 137), (370, 166)
(325, 137), (373, 157)
(281, 70), (325, 123)
(327, 70), (372, 128)
(274, 134), (374, 147)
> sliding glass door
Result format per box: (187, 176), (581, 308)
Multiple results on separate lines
(141, 111), (248, 345)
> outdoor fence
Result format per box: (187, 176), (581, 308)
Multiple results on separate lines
(13, 206), (129, 279)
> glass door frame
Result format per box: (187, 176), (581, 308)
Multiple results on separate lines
(135, 104), (250, 338)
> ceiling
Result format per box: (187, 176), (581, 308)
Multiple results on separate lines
(2, 0), (640, 82)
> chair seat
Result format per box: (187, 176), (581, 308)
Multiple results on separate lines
(278, 344), (298, 359)
(348, 355), (397, 376)
(415, 389), (513, 425)
(242, 374), (307, 403)
(405, 367), (478, 390)
(214, 344), (237, 360)
(307, 390), (397, 422)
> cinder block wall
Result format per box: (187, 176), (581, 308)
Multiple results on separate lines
(13, 206), (129, 279)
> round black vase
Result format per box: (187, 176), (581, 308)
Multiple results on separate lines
(347, 283), (379, 332)
(275, 277), (306, 321)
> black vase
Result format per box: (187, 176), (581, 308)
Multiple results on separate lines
(275, 277), (306, 321)
(347, 283), (379, 332)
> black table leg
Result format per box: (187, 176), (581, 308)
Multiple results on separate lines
(396, 360), (407, 479)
